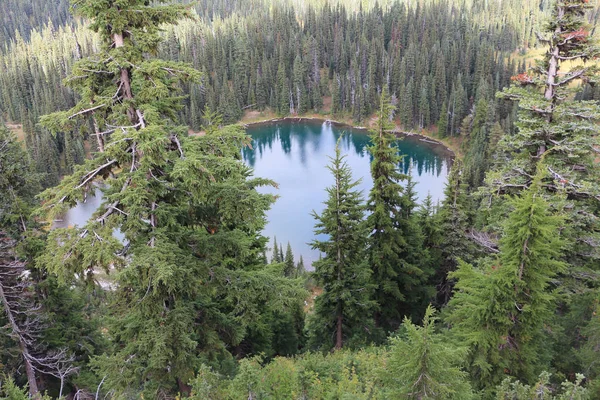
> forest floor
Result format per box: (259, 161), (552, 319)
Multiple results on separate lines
(5, 122), (26, 147)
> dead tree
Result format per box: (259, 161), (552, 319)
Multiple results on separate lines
(0, 233), (79, 398)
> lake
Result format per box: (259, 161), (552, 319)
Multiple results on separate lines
(243, 119), (452, 266)
(56, 119), (452, 267)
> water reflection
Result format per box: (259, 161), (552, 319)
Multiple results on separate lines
(244, 120), (452, 268)
(56, 120), (451, 269)
(52, 190), (104, 229)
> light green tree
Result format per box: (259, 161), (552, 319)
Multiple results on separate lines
(383, 306), (473, 399)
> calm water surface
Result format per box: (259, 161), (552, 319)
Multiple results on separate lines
(56, 120), (452, 268)
(243, 120), (451, 267)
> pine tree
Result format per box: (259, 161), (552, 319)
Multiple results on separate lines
(437, 99), (449, 137)
(434, 162), (473, 306)
(496, 372), (588, 400)
(463, 98), (490, 189)
(446, 172), (566, 392)
(0, 125), (40, 235)
(0, 124), (83, 398)
(308, 139), (374, 350)
(397, 173), (434, 320)
(296, 255), (306, 277)
(383, 306), (473, 399)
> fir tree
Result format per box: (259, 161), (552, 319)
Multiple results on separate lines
(437, 99), (449, 137)
(383, 306), (473, 399)
(487, 0), (600, 266)
(284, 242), (295, 277)
(308, 139), (374, 350)
(366, 89), (417, 333)
(272, 236), (281, 264)
(296, 256), (306, 277)
(397, 173), (434, 320)
(435, 162), (474, 306)
(447, 171), (566, 392)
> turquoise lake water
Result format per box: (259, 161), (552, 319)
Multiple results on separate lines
(56, 120), (452, 268)
(242, 120), (452, 267)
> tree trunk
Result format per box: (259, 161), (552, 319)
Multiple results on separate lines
(335, 314), (343, 350)
(113, 33), (136, 123)
(177, 377), (192, 396)
(540, 6), (564, 156)
(0, 280), (40, 398)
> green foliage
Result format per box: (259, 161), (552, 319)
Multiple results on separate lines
(488, 0), (600, 267)
(307, 139), (375, 350)
(496, 372), (588, 400)
(383, 306), (473, 399)
(190, 348), (386, 399)
(34, 0), (305, 396)
(0, 125), (41, 235)
(0, 377), (49, 400)
(284, 242), (295, 278)
(576, 299), (600, 395)
(446, 177), (566, 392)
(433, 161), (475, 306)
(367, 89), (429, 332)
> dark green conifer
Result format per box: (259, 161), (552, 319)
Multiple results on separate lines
(272, 236), (281, 264)
(284, 242), (295, 277)
(35, 1), (303, 396)
(308, 139), (374, 350)
(366, 89), (416, 333)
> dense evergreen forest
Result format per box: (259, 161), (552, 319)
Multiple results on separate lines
(1, 0), (600, 398)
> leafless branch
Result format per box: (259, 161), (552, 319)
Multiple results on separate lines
(468, 230), (500, 253)
(68, 104), (107, 120)
(76, 159), (117, 189)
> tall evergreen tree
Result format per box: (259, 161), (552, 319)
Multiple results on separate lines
(308, 139), (374, 350)
(487, 0), (600, 266)
(446, 171), (566, 392)
(272, 236), (281, 264)
(434, 162), (474, 306)
(296, 255), (306, 277)
(366, 89), (421, 333)
(36, 1), (303, 396)
(284, 242), (295, 278)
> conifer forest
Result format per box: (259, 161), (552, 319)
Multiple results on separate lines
(1, 0), (600, 398)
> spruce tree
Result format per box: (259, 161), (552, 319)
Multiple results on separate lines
(487, 0), (600, 266)
(397, 174), (434, 320)
(272, 236), (281, 264)
(296, 255), (306, 277)
(284, 242), (295, 277)
(435, 162), (474, 306)
(308, 139), (374, 350)
(366, 89), (419, 332)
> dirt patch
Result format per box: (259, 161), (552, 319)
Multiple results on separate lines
(189, 128), (205, 136)
(5, 123), (25, 142)
(244, 110), (262, 120)
(322, 96), (332, 113)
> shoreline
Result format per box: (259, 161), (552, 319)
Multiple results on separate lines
(240, 116), (456, 159)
